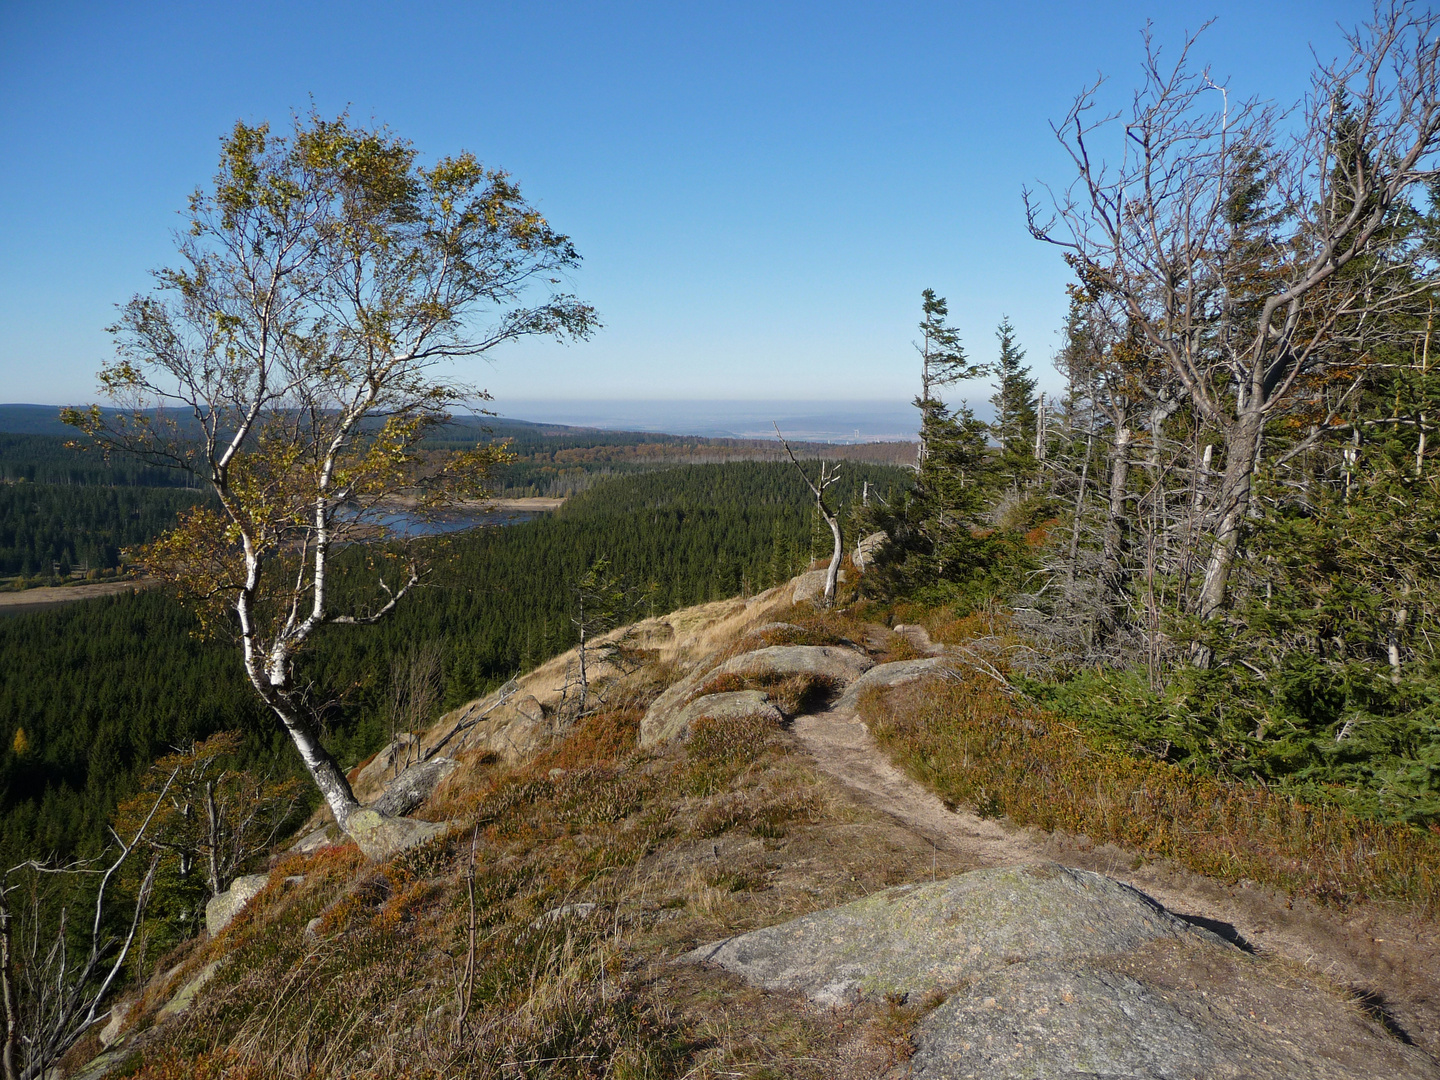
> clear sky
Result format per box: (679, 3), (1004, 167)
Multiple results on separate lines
(0, 0), (1366, 413)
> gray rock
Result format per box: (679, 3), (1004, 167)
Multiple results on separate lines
(854, 530), (887, 572)
(892, 622), (944, 654)
(447, 691), (552, 763)
(533, 902), (599, 928)
(684, 863), (1214, 1005)
(345, 808), (451, 861)
(204, 873), (270, 936)
(719, 644), (874, 684)
(791, 569), (831, 604)
(640, 645), (873, 747)
(157, 959), (222, 1019)
(68, 1048), (129, 1080)
(912, 961), (1248, 1079)
(645, 691), (784, 745)
(834, 657), (952, 711)
(685, 861), (1438, 1079)
(289, 824), (341, 853)
(910, 957), (1437, 1080)
(97, 1000), (131, 1048)
(351, 732), (422, 793)
(639, 669), (717, 748)
(370, 756), (458, 817)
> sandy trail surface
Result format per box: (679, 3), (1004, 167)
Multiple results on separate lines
(792, 698), (1440, 1057)
(0, 578), (156, 611)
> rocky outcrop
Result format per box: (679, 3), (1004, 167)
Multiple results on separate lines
(687, 862), (1436, 1079)
(685, 863), (1210, 1006)
(349, 732), (421, 795)
(891, 622), (945, 654)
(642, 690), (785, 745)
(97, 1001), (131, 1048)
(434, 691), (552, 764)
(345, 808), (451, 861)
(204, 873), (270, 936)
(370, 756), (458, 817)
(157, 959), (222, 1019)
(854, 530), (887, 572)
(790, 569), (830, 604)
(834, 657), (951, 711)
(640, 645), (874, 747)
(718, 644), (874, 683)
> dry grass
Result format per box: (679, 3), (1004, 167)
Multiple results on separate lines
(106, 656), (926, 1080)
(859, 672), (1440, 916)
(691, 670), (842, 717)
(108, 581), (1440, 1078)
(876, 631), (923, 663)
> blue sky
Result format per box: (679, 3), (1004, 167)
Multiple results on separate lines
(0, 0), (1365, 415)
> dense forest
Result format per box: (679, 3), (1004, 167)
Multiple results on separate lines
(0, 460), (909, 867)
(0, 434), (203, 487)
(0, 484), (212, 577)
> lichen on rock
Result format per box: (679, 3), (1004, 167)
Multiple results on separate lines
(684, 863), (1215, 1005)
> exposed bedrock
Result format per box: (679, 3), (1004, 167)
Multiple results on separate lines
(685, 862), (1436, 1079)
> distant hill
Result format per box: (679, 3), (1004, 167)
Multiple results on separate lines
(0, 404), (84, 436)
(0, 405), (587, 440)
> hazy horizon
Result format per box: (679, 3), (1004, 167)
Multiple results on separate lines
(0, 397), (966, 445)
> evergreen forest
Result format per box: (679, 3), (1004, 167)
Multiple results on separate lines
(0, 460), (909, 867)
(0, 484), (212, 578)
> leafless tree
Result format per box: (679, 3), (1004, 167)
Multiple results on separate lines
(2, 770), (177, 1080)
(387, 641), (446, 774)
(777, 425), (844, 606)
(1026, 4), (1440, 661)
(114, 733), (301, 901)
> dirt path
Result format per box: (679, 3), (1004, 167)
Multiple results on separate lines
(792, 699), (1440, 1057)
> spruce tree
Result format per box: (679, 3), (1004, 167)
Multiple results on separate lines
(915, 289), (983, 465)
(989, 316), (1039, 488)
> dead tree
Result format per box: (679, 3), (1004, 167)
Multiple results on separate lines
(387, 641), (445, 775)
(777, 425), (843, 606)
(2, 769), (176, 1080)
(1026, 4), (1440, 661)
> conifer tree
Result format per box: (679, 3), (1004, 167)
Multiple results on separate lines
(914, 289), (983, 465)
(989, 317), (1039, 488)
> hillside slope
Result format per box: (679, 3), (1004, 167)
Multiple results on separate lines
(66, 571), (1440, 1079)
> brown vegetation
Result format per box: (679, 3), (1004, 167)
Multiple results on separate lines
(65, 588), (1440, 1078)
(92, 656), (946, 1079)
(860, 661), (1440, 916)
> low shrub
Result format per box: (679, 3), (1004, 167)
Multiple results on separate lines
(860, 673), (1440, 916)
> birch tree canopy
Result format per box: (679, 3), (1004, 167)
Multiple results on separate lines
(63, 112), (598, 831)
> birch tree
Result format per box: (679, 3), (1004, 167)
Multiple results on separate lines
(64, 113), (597, 832)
